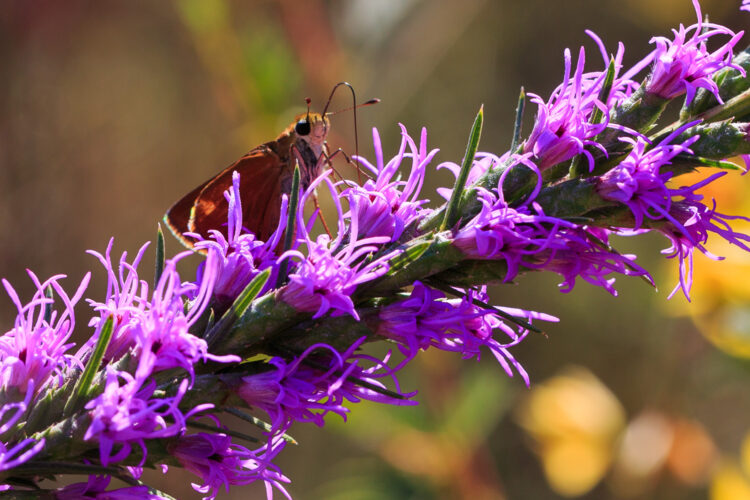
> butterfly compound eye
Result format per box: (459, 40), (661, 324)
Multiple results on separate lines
(295, 119), (311, 136)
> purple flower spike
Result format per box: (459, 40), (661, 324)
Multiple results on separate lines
(524, 46), (610, 170)
(743, 0), (750, 12)
(643, 0), (745, 105)
(344, 125), (435, 242)
(169, 432), (290, 500)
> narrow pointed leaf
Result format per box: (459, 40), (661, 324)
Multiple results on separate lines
(510, 87), (526, 153)
(64, 315), (114, 415)
(592, 58), (616, 127)
(224, 408), (298, 444)
(43, 286), (53, 325)
(384, 241), (430, 277)
(204, 269), (271, 345)
(276, 165), (301, 288)
(441, 106), (484, 230)
(155, 223), (165, 289)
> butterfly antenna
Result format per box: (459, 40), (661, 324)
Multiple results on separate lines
(322, 82), (364, 185)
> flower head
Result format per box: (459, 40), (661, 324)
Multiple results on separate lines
(1, 271), (89, 396)
(597, 125), (700, 228)
(377, 282), (557, 385)
(344, 125), (435, 242)
(168, 432), (290, 500)
(527, 226), (651, 296)
(452, 157), (576, 281)
(597, 124), (750, 298)
(659, 198), (750, 299)
(279, 175), (398, 320)
(84, 370), (202, 466)
(85, 243), (238, 386)
(642, 0), (745, 105)
(524, 46), (610, 170)
(237, 338), (414, 433)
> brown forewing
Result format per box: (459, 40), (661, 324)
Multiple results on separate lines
(165, 146), (287, 247)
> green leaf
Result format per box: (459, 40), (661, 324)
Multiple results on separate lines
(64, 316), (114, 415)
(155, 223), (166, 289)
(224, 407), (298, 444)
(204, 269), (271, 346)
(276, 165), (301, 288)
(592, 58), (616, 127)
(441, 106), (484, 231)
(673, 154), (744, 171)
(43, 286), (53, 325)
(384, 241), (430, 276)
(510, 87), (526, 153)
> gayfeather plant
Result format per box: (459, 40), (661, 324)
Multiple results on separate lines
(3, 0), (750, 497)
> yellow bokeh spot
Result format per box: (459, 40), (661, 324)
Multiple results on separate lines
(739, 432), (750, 478)
(517, 367), (626, 497)
(710, 460), (750, 500)
(541, 440), (611, 497)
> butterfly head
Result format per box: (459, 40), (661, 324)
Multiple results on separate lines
(293, 112), (330, 159)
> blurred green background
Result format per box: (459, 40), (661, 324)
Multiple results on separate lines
(3, 0), (750, 498)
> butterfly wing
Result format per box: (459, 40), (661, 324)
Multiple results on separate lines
(188, 146), (286, 244)
(163, 174), (216, 248)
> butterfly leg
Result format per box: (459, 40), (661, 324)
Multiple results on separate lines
(323, 144), (373, 188)
(312, 192), (332, 237)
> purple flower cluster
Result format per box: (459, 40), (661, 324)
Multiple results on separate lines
(377, 282), (558, 386)
(596, 125), (750, 298)
(0, 271), (90, 470)
(168, 432), (290, 499)
(343, 125), (435, 241)
(237, 338), (415, 433)
(524, 47), (613, 170)
(642, 0), (744, 105)
(2, 1), (750, 497)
